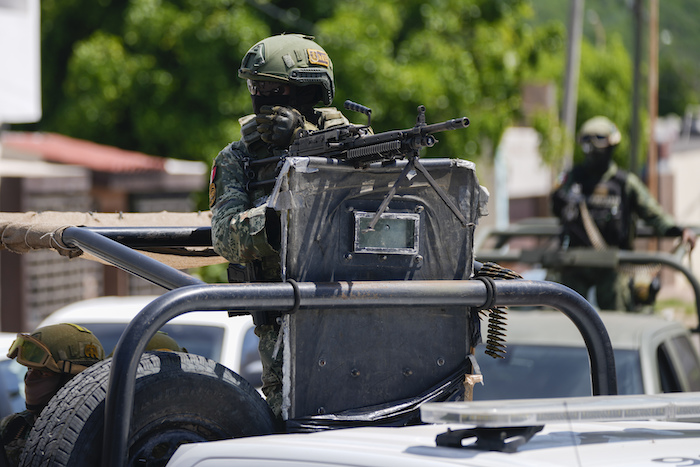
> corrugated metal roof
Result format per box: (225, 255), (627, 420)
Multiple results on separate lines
(1, 131), (166, 173)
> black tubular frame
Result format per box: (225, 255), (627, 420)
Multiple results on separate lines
(61, 227), (616, 467)
(477, 248), (700, 331)
(618, 250), (700, 332)
(63, 227), (205, 290)
(83, 226), (213, 248)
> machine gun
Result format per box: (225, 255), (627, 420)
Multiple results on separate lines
(288, 100), (470, 167)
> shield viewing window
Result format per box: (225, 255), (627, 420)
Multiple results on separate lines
(353, 211), (420, 255)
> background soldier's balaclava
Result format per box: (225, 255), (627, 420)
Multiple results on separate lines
(578, 116), (621, 176)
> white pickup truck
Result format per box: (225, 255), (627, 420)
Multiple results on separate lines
(3, 105), (699, 467)
(167, 393), (700, 466)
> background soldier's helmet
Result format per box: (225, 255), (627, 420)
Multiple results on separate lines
(577, 116), (622, 153)
(238, 34), (335, 105)
(145, 331), (187, 353)
(107, 331), (187, 357)
(9, 323), (105, 374)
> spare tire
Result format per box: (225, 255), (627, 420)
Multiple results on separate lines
(20, 351), (278, 467)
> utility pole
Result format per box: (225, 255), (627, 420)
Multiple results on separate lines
(561, 0), (585, 170)
(630, 0), (642, 176)
(648, 0), (659, 200)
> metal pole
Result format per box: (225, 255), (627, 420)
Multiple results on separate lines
(63, 227), (205, 290)
(647, 0), (659, 199)
(83, 226), (213, 248)
(476, 247), (700, 331)
(561, 0), (585, 169)
(103, 279), (617, 467)
(618, 250), (700, 331)
(630, 0), (643, 175)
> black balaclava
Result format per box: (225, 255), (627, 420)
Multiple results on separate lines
(251, 85), (321, 122)
(582, 146), (614, 178)
(24, 370), (72, 412)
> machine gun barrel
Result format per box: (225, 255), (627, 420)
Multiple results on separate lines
(421, 117), (471, 133)
(342, 114), (469, 165)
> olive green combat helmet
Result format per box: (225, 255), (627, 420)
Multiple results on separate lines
(577, 116), (621, 153)
(107, 331), (187, 357)
(238, 34), (335, 106)
(145, 331), (187, 353)
(8, 323), (105, 375)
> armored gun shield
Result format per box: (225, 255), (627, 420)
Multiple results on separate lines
(270, 156), (488, 419)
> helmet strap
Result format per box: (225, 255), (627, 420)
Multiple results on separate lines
(57, 360), (90, 375)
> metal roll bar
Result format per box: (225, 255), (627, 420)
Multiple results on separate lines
(83, 226), (213, 248)
(102, 279), (616, 467)
(63, 227), (204, 290)
(60, 227), (616, 467)
(618, 250), (700, 332)
(477, 248), (700, 331)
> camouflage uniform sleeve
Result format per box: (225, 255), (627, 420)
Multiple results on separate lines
(210, 141), (249, 263)
(1, 410), (35, 466)
(210, 141), (279, 264)
(626, 172), (679, 235)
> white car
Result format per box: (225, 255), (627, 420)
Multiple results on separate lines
(166, 393), (700, 466)
(0, 332), (27, 417)
(472, 309), (700, 400)
(38, 295), (261, 387)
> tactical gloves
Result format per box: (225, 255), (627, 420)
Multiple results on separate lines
(255, 105), (305, 148)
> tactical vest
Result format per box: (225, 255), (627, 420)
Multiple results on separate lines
(564, 169), (632, 249)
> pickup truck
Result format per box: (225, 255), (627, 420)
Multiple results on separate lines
(0, 104), (690, 467)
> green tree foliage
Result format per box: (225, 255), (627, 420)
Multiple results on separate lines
(659, 57), (699, 118)
(39, 0), (131, 132)
(530, 0), (700, 118)
(28, 0), (563, 173)
(45, 0), (269, 162)
(316, 0), (564, 161)
(575, 34), (637, 168)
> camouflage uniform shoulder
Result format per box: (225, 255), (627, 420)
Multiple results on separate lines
(315, 107), (350, 129)
(214, 139), (248, 163)
(624, 167), (676, 234)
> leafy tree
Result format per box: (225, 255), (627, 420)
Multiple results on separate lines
(659, 57), (699, 118)
(26, 0), (565, 170)
(529, 0), (700, 117)
(317, 0), (564, 161)
(50, 0), (269, 163)
(39, 0), (132, 133)
(575, 34), (641, 169)
(19, 0), (700, 183)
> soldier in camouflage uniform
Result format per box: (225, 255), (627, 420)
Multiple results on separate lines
(0, 323), (104, 466)
(552, 116), (696, 311)
(209, 34), (349, 418)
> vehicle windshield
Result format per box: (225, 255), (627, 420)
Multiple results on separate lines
(472, 344), (643, 400)
(75, 323), (225, 361)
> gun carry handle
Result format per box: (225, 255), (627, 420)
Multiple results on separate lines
(344, 100), (372, 126)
